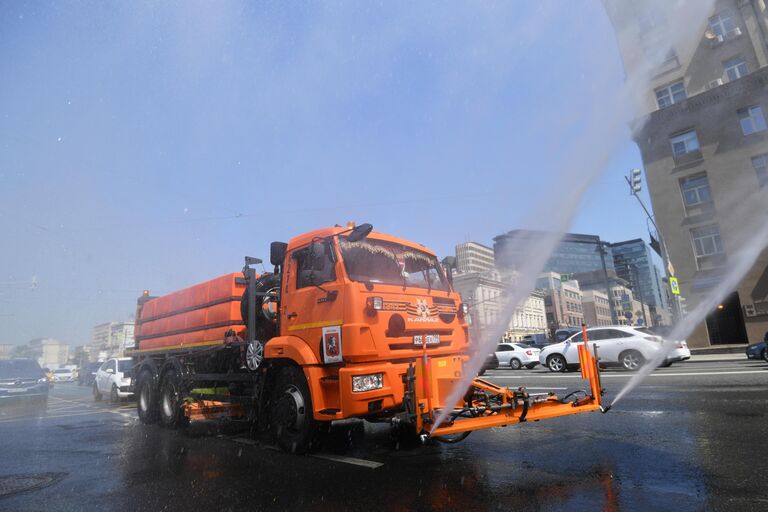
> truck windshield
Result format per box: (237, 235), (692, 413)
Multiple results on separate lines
(339, 237), (449, 291)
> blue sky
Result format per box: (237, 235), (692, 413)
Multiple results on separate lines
(0, 1), (657, 344)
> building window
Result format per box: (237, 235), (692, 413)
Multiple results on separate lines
(752, 154), (768, 188)
(738, 106), (767, 136)
(709, 11), (739, 40)
(655, 80), (686, 109)
(724, 57), (748, 81)
(691, 224), (724, 258)
(680, 173), (712, 209)
(670, 130), (700, 156)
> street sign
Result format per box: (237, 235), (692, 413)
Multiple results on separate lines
(669, 276), (680, 295)
(667, 260), (675, 277)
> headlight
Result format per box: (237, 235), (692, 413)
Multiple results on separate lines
(352, 373), (384, 393)
(37, 378), (48, 384)
(366, 296), (383, 312)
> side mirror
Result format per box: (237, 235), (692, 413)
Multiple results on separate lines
(270, 242), (287, 267)
(106, 368), (114, 374)
(347, 223), (373, 242)
(441, 256), (456, 285)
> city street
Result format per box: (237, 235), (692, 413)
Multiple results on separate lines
(1, 359), (766, 512)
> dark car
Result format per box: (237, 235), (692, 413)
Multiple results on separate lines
(745, 341), (767, 361)
(478, 352), (499, 376)
(78, 362), (102, 386)
(0, 359), (49, 403)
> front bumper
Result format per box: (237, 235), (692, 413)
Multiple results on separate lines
(117, 385), (134, 397)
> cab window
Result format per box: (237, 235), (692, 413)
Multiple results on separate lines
(294, 240), (336, 289)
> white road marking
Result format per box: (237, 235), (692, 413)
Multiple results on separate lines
(489, 369), (767, 379)
(311, 453), (384, 469)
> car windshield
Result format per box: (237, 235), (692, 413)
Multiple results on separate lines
(118, 360), (134, 373)
(0, 360), (44, 380)
(54, 369), (70, 374)
(338, 236), (449, 291)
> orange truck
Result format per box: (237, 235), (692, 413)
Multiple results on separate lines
(131, 223), (604, 453)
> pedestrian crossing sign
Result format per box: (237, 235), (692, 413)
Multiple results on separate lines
(669, 276), (680, 295)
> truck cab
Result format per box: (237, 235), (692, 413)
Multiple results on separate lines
(265, 225), (470, 423)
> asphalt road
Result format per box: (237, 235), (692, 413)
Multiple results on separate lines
(1, 359), (766, 512)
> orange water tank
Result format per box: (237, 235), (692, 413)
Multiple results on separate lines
(135, 273), (246, 352)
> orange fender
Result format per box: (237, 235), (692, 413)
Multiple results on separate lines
(264, 335), (319, 366)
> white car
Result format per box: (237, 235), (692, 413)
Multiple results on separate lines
(52, 367), (76, 382)
(494, 343), (541, 369)
(636, 327), (691, 367)
(93, 358), (134, 403)
(539, 326), (673, 372)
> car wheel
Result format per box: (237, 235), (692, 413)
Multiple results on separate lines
(620, 350), (645, 371)
(159, 368), (188, 429)
(136, 369), (159, 424)
(93, 382), (102, 401)
(547, 354), (567, 373)
(110, 384), (120, 404)
(525, 363), (537, 369)
(510, 358), (522, 370)
(270, 366), (322, 454)
(762, 349), (767, 362)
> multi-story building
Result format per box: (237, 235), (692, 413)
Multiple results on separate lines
(605, 0), (768, 347)
(455, 242), (496, 274)
(0, 343), (13, 360)
(610, 239), (671, 324)
(91, 321), (135, 359)
(494, 230), (615, 276)
(536, 272), (585, 332)
(27, 338), (69, 369)
(453, 270), (547, 342)
(582, 290), (613, 327)
(502, 290), (548, 342)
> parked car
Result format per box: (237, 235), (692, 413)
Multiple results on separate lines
(78, 362), (102, 386)
(93, 358), (134, 403)
(495, 343), (541, 369)
(745, 340), (767, 361)
(478, 352), (499, 376)
(0, 359), (49, 402)
(539, 326), (677, 372)
(52, 367), (76, 382)
(522, 333), (549, 348)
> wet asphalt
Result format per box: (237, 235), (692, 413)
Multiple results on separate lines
(0, 359), (766, 512)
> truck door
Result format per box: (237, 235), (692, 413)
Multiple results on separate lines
(281, 239), (345, 362)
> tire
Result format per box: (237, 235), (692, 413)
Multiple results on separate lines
(159, 368), (188, 429)
(546, 354), (567, 373)
(762, 349), (767, 362)
(620, 350), (645, 371)
(136, 369), (159, 424)
(510, 358), (522, 370)
(270, 366), (320, 454)
(110, 384), (119, 404)
(525, 363), (537, 370)
(93, 382), (102, 401)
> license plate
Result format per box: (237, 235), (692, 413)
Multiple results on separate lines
(413, 334), (440, 346)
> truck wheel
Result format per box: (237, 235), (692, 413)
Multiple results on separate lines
(510, 358), (522, 370)
(547, 354), (567, 373)
(270, 366), (319, 454)
(93, 382), (102, 401)
(159, 369), (188, 429)
(136, 370), (159, 424)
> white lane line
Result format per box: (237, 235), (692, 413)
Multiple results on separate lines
(521, 387), (568, 390)
(311, 453), (384, 469)
(489, 369), (767, 379)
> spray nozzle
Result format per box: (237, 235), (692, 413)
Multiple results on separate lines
(600, 405), (612, 414)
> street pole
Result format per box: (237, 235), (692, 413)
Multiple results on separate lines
(625, 169), (681, 323)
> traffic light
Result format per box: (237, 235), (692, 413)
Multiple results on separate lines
(630, 168), (642, 194)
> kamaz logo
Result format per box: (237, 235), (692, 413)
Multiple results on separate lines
(407, 299), (439, 323)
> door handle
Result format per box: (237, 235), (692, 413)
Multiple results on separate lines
(287, 312), (298, 319)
